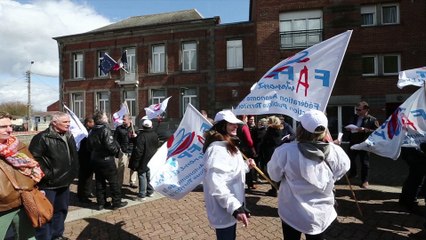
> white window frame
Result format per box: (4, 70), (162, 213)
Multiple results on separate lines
(96, 91), (110, 113)
(97, 50), (108, 77)
(381, 3), (399, 25)
(362, 55), (378, 76)
(227, 40), (243, 70)
(151, 89), (166, 105)
(124, 47), (136, 81)
(279, 10), (323, 49)
(361, 5), (377, 26)
(381, 54), (400, 76)
(181, 88), (198, 116)
(71, 93), (84, 119)
(361, 3), (399, 27)
(362, 54), (400, 76)
(151, 44), (165, 73)
(182, 42), (197, 71)
(123, 90), (136, 117)
(73, 53), (84, 79)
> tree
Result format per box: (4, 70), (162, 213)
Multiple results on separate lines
(0, 101), (29, 117)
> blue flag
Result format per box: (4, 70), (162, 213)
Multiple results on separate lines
(99, 53), (117, 75)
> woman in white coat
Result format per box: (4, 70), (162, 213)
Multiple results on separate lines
(268, 110), (350, 240)
(202, 110), (256, 240)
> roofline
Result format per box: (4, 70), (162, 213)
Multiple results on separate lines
(53, 16), (220, 41)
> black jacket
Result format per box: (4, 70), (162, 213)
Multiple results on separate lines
(129, 128), (159, 172)
(114, 125), (133, 154)
(347, 114), (379, 145)
(87, 124), (121, 162)
(29, 126), (79, 189)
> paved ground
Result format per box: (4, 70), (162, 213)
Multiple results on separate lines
(63, 155), (426, 240)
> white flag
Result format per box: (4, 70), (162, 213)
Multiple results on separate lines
(144, 96), (171, 120)
(149, 103), (212, 199)
(112, 102), (129, 127)
(233, 30), (352, 120)
(351, 87), (426, 160)
(397, 66), (426, 89)
(63, 105), (88, 150)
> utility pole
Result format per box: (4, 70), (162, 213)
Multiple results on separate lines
(27, 61), (34, 131)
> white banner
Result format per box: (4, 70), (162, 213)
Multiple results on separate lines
(145, 96), (171, 120)
(397, 66), (426, 89)
(233, 30), (352, 120)
(63, 105), (88, 150)
(112, 102), (129, 127)
(149, 103), (212, 199)
(351, 87), (426, 160)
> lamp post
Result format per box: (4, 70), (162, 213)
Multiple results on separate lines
(27, 61), (34, 131)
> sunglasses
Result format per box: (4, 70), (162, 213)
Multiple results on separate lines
(356, 108), (365, 111)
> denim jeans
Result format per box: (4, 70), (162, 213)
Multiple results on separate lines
(138, 170), (154, 198)
(36, 187), (70, 240)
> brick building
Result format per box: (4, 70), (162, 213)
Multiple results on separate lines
(54, 1), (426, 136)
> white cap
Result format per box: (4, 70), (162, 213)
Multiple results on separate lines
(299, 110), (328, 133)
(214, 110), (243, 124)
(142, 119), (152, 128)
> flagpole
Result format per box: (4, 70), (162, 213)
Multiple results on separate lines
(241, 153), (278, 190)
(344, 174), (363, 217)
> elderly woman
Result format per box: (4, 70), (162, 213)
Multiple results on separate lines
(268, 110), (350, 240)
(202, 110), (256, 240)
(0, 112), (44, 239)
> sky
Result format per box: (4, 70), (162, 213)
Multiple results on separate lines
(0, 0), (250, 112)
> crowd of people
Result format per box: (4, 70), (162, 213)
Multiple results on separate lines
(0, 110), (160, 240)
(0, 100), (425, 240)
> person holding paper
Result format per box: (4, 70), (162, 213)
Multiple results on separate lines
(202, 110), (256, 240)
(344, 101), (380, 188)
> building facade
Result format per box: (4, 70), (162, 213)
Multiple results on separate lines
(55, 1), (426, 136)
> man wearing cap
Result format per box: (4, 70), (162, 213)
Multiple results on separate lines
(268, 109), (350, 240)
(129, 119), (159, 201)
(344, 101), (380, 188)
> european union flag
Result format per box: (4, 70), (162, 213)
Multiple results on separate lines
(99, 53), (117, 75)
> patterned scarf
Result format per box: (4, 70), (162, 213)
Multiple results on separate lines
(0, 136), (44, 182)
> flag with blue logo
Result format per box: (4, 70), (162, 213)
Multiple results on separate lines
(351, 87), (426, 160)
(233, 30), (352, 120)
(149, 103), (212, 199)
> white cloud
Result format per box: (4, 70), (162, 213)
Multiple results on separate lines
(0, 0), (111, 111)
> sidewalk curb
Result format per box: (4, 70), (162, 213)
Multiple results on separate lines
(65, 193), (163, 223)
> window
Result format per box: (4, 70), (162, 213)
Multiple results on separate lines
(73, 53), (84, 79)
(182, 42), (197, 71)
(361, 5), (376, 26)
(71, 93), (84, 119)
(382, 4), (399, 25)
(151, 89), (166, 105)
(124, 47), (136, 81)
(279, 10), (323, 49)
(361, 3), (399, 26)
(362, 54), (400, 76)
(151, 44), (165, 73)
(181, 88), (198, 116)
(97, 50), (107, 77)
(362, 55), (378, 76)
(123, 90), (136, 116)
(227, 40), (243, 69)
(382, 54), (400, 75)
(96, 91), (110, 113)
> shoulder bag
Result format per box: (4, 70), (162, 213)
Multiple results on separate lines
(0, 163), (53, 228)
